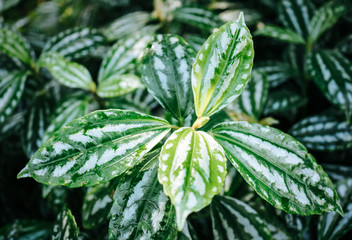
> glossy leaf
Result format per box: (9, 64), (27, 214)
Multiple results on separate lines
(309, 2), (345, 44)
(141, 34), (196, 121)
(159, 127), (227, 230)
(39, 52), (96, 92)
(52, 207), (78, 240)
(254, 24), (305, 44)
(212, 122), (343, 216)
(211, 196), (273, 240)
(0, 220), (53, 240)
(109, 166), (177, 239)
(173, 7), (223, 31)
(0, 28), (33, 65)
(18, 110), (171, 187)
(256, 61), (293, 88)
(318, 178), (352, 240)
(192, 13), (254, 117)
(290, 115), (352, 151)
(97, 74), (142, 98)
(307, 50), (352, 120)
(0, 71), (27, 126)
(42, 27), (106, 60)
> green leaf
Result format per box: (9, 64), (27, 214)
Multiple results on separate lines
(254, 24), (305, 44)
(279, 0), (314, 39)
(0, 220), (53, 240)
(172, 7), (223, 31)
(0, 0), (21, 12)
(109, 166), (177, 239)
(192, 13), (254, 118)
(0, 71), (27, 126)
(42, 27), (106, 60)
(307, 50), (352, 120)
(42, 185), (68, 214)
(318, 178), (352, 240)
(141, 34), (196, 122)
(211, 196), (273, 240)
(290, 115), (352, 151)
(323, 164), (352, 182)
(97, 74), (142, 98)
(159, 127), (227, 230)
(52, 207), (78, 240)
(255, 61), (293, 88)
(336, 34), (352, 54)
(18, 110), (171, 187)
(0, 111), (25, 141)
(184, 34), (206, 52)
(212, 122), (343, 216)
(309, 2), (345, 45)
(39, 52), (96, 92)
(0, 28), (34, 65)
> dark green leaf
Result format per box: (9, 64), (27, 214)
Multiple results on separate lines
(212, 122), (343, 216)
(184, 34), (206, 52)
(0, 219), (53, 240)
(336, 34), (352, 54)
(254, 24), (305, 44)
(0, 110), (25, 141)
(323, 164), (352, 182)
(0, 0), (21, 12)
(52, 207), (78, 240)
(256, 61), (293, 88)
(18, 110), (171, 187)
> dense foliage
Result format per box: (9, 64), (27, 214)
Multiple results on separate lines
(1, 0), (351, 239)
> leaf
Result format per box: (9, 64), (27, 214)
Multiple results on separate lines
(323, 164), (352, 182)
(159, 127), (227, 230)
(18, 110), (171, 187)
(97, 74), (142, 98)
(212, 121), (343, 216)
(141, 34), (196, 122)
(255, 61), (293, 88)
(279, 0), (314, 39)
(0, 0), (21, 12)
(0, 28), (34, 65)
(307, 50), (352, 120)
(109, 166), (177, 239)
(43, 94), (99, 142)
(309, 2), (345, 45)
(254, 24), (305, 44)
(290, 115), (352, 151)
(192, 13), (254, 118)
(172, 7), (223, 31)
(0, 71), (27, 126)
(39, 52), (96, 92)
(42, 185), (68, 213)
(0, 219), (53, 240)
(318, 178), (352, 240)
(42, 27), (106, 60)
(184, 34), (206, 52)
(211, 196), (273, 240)
(0, 111), (25, 141)
(52, 207), (78, 240)
(336, 34), (352, 54)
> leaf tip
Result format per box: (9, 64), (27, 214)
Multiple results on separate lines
(17, 166), (31, 179)
(336, 203), (344, 217)
(237, 12), (245, 25)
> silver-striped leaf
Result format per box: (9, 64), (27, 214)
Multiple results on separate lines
(212, 122), (343, 216)
(254, 24), (305, 44)
(0, 28), (34, 65)
(255, 61), (293, 88)
(279, 0), (314, 39)
(192, 13), (254, 118)
(18, 110), (171, 187)
(211, 196), (273, 240)
(43, 94), (99, 143)
(97, 74), (142, 98)
(109, 166), (177, 240)
(309, 2), (346, 45)
(39, 52), (96, 92)
(172, 7), (223, 31)
(141, 34), (196, 122)
(318, 178), (352, 240)
(307, 50), (352, 120)
(159, 127), (227, 230)
(323, 164), (352, 182)
(42, 27), (106, 60)
(0, 71), (27, 126)
(290, 115), (352, 151)
(52, 207), (78, 240)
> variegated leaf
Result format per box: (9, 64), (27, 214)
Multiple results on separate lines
(42, 27), (106, 60)
(18, 110), (171, 187)
(43, 94), (98, 142)
(212, 122), (343, 216)
(172, 7), (223, 31)
(97, 74), (142, 98)
(211, 196), (273, 240)
(0, 220), (52, 240)
(184, 34), (206, 52)
(0, 28), (34, 65)
(0, 111), (25, 141)
(318, 178), (352, 240)
(141, 34), (196, 122)
(42, 185), (68, 213)
(323, 164), (352, 182)
(39, 52), (96, 92)
(307, 51), (352, 120)
(290, 115), (352, 151)
(52, 207), (78, 240)
(159, 127), (227, 230)
(192, 13), (254, 118)
(279, 0), (314, 39)
(336, 35), (352, 54)
(0, 71), (27, 126)
(254, 24), (305, 44)
(109, 166), (177, 239)
(309, 2), (345, 44)
(256, 61), (293, 88)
